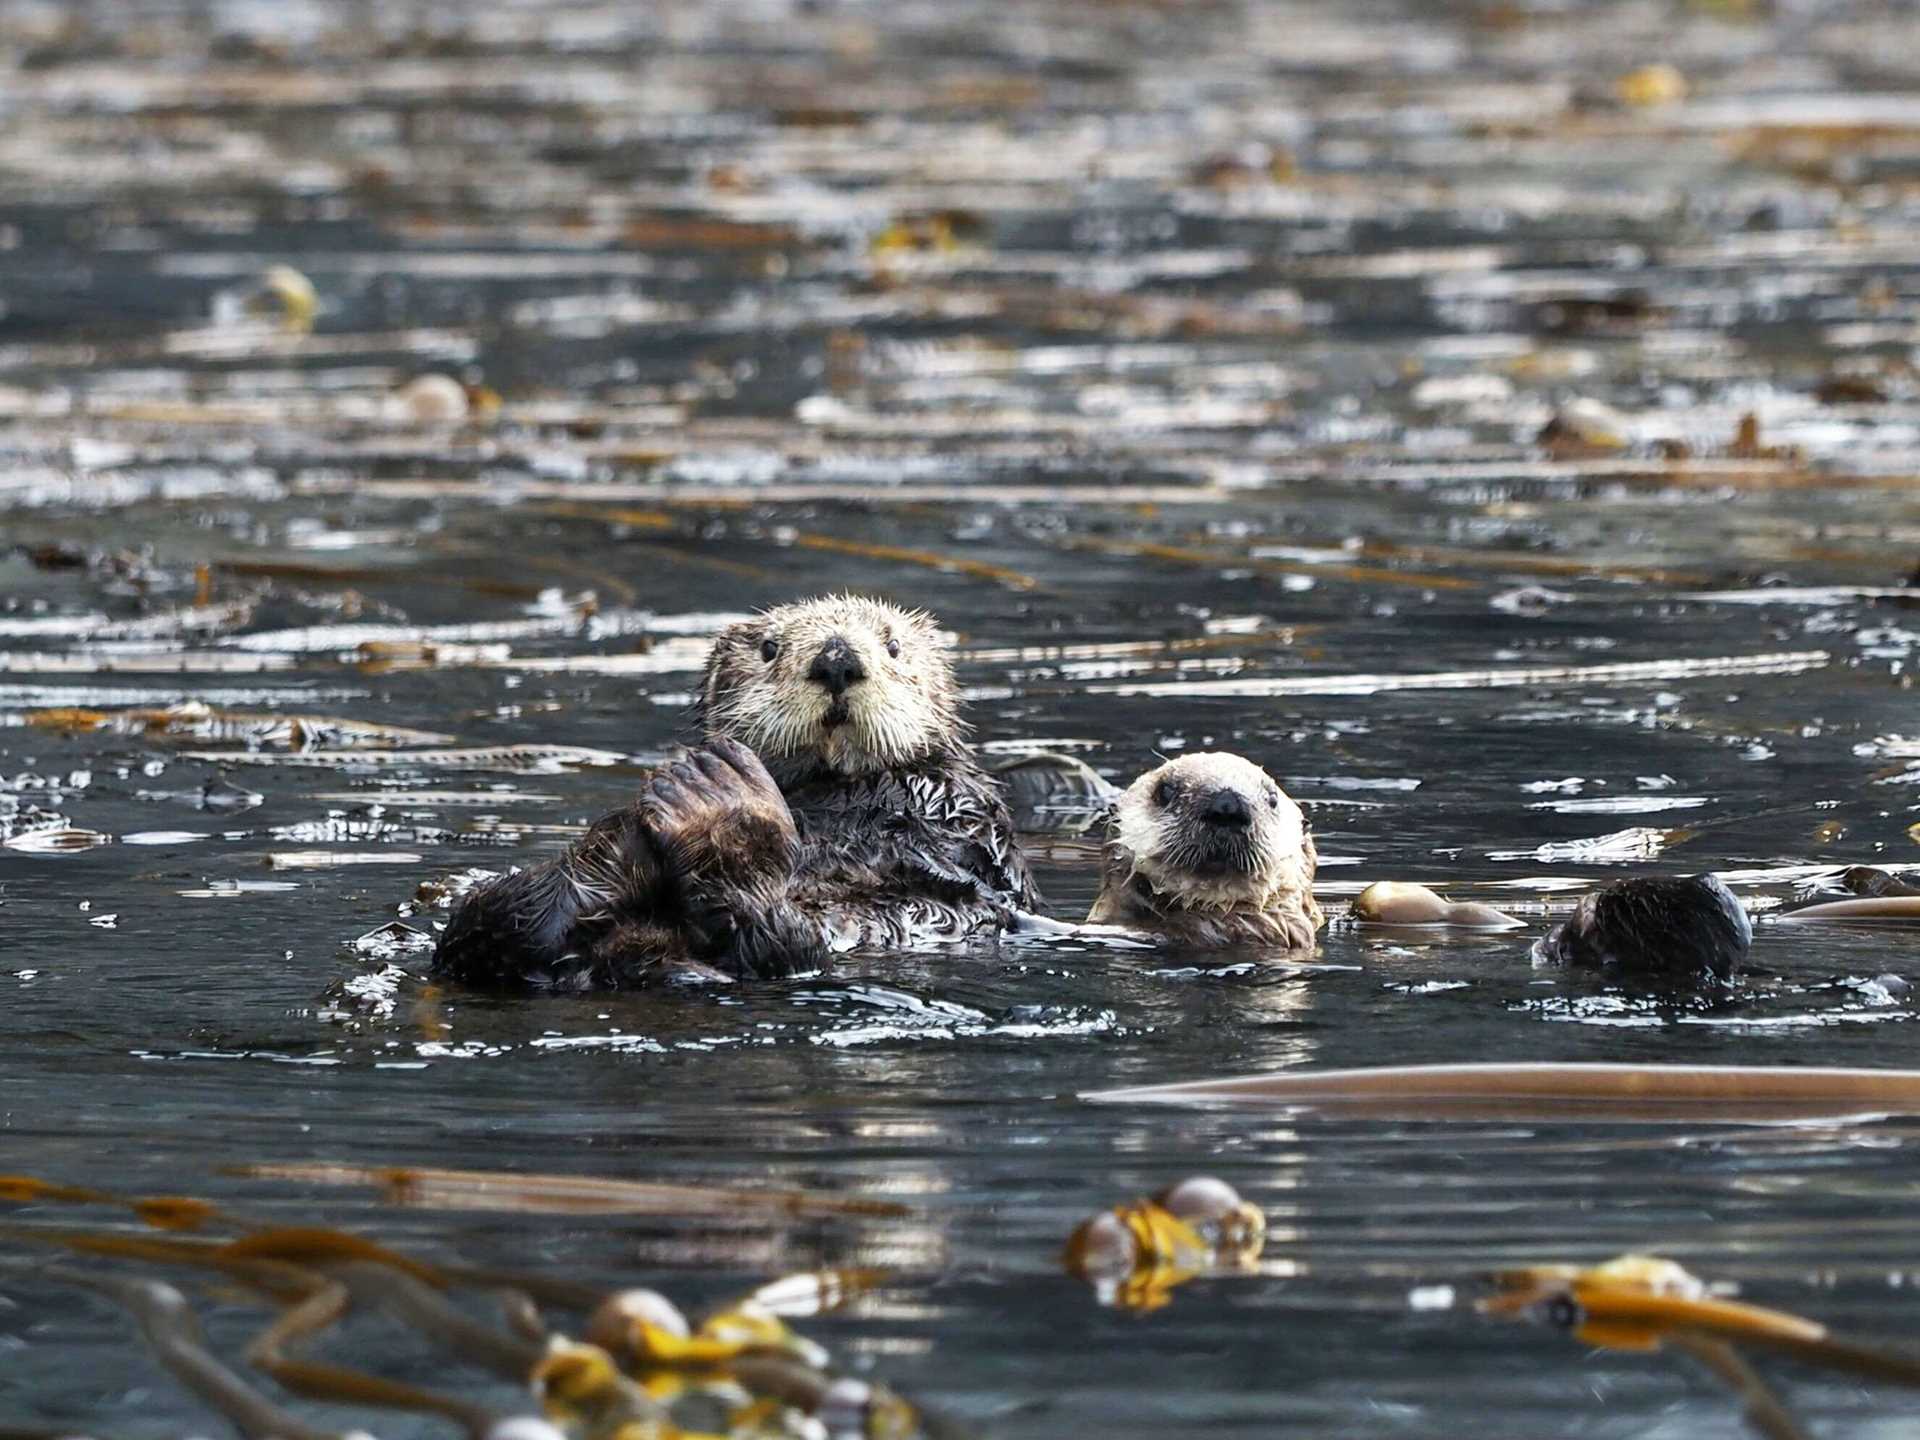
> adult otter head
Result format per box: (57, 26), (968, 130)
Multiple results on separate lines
(1089, 752), (1322, 947)
(696, 594), (962, 783)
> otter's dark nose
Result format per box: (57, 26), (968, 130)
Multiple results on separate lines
(1202, 788), (1252, 828)
(807, 636), (867, 696)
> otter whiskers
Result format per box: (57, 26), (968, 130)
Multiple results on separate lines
(432, 595), (1038, 989)
(1090, 752), (1323, 948)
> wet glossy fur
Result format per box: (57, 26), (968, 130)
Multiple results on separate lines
(1088, 752), (1322, 949)
(431, 596), (1037, 989)
(1533, 873), (1750, 985)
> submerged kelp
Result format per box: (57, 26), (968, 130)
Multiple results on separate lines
(1481, 1254), (1920, 1439)
(5, 0), (1920, 1435)
(2, 1171), (949, 1440)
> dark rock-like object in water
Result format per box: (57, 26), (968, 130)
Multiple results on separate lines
(1533, 873), (1750, 985)
(1836, 865), (1920, 899)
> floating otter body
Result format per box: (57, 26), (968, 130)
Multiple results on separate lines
(1533, 873), (1751, 985)
(1347, 874), (1756, 988)
(1087, 752), (1322, 949)
(432, 596), (1038, 989)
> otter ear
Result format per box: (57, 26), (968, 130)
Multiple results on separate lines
(695, 620), (759, 722)
(903, 607), (952, 651)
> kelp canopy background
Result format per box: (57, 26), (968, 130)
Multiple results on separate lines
(4, 1), (1920, 1437)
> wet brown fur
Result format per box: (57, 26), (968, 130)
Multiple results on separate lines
(1088, 752), (1322, 949)
(432, 595), (1038, 989)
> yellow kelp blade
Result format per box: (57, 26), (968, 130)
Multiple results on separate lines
(1064, 1200), (1216, 1311)
(1576, 1291), (1824, 1352)
(626, 1305), (829, 1371)
(4, 1226), (322, 1305)
(632, 1321), (759, 1368)
(220, 1226), (447, 1287)
(1474, 1256), (1911, 1440)
(1479, 1254), (1920, 1388)
(1482, 1254), (1825, 1351)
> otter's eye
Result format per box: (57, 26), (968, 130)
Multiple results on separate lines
(759, 637), (779, 662)
(886, 637), (901, 659)
(1267, 787), (1281, 809)
(1152, 780), (1174, 808)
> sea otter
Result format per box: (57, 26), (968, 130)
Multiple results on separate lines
(1533, 873), (1751, 985)
(1087, 752), (1322, 948)
(1345, 873), (1752, 986)
(431, 595), (1039, 989)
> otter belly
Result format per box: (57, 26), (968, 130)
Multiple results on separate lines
(429, 746), (1036, 990)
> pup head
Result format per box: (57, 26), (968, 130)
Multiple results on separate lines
(1109, 751), (1316, 913)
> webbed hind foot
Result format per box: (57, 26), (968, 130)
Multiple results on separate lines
(429, 807), (666, 988)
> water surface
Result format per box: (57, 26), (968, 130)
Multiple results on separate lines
(4, 1), (1920, 1434)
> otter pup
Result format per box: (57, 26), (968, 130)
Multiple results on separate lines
(1533, 873), (1751, 985)
(431, 595), (1039, 989)
(1087, 752), (1322, 948)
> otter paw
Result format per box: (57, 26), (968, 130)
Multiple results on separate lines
(639, 739), (800, 893)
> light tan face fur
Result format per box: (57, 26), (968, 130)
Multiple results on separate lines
(699, 595), (961, 778)
(1110, 752), (1315, 912)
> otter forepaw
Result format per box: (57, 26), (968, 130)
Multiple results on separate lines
(639, 740), (800, 894)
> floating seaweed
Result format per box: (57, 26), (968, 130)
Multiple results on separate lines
(1085, 651), (1831, 699)
(1779, 897), (1920, 921)
(1063, 1176), (1266, 1312)
(3, 824), (111, 855)
(3, 1171), (950, 1440)
(1480, 1254), (1920, 1440)
(1084, 1063), (1920, 1123)
(191, 744), (630, 773)
(266, 850), (427, 870)
(227, 1162), (910, 1221)
(307, 790), (561, 807)
(0, 602), (254, 640)
(24, 701), (453, 750)
(138, 778), (266, 812)
(0, 649), (300, 675)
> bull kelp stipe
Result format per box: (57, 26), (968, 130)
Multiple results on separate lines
(1083, 1064), (1920, 1123)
